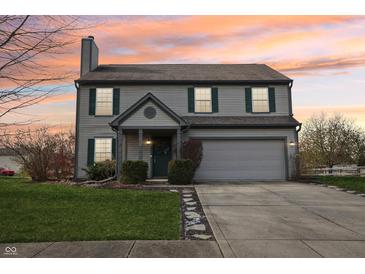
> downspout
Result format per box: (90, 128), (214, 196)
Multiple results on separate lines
(295, 123), (302, 179)
(110, 124), (118, 180)
(288, 80), (294, 116)
(74, 81), (80, 181)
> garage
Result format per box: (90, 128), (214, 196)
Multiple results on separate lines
(194, 139), (287, 181)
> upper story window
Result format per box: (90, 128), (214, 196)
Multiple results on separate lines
(195, 87), (212, 113)
(252, 87), (269, 113)
(94, 138), (112, 162)
(96, 88), (113, 115)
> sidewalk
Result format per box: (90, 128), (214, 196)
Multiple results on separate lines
(0, 240), (222, 258)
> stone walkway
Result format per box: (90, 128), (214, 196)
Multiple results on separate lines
(0, 240), (222, 258)
(180, 189), (214, 240)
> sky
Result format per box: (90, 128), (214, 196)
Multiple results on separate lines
(3, 15), (365, 131)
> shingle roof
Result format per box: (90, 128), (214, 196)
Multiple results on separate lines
(183, 116), (300, 128)
(76, 64), (291, 83)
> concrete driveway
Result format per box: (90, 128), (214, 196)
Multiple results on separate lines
(196, 182), (365, 258)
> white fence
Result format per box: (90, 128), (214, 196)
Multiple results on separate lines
(304, 166), (365, 177)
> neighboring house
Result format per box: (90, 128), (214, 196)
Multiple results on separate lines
(0, 148), (21, 172)
(74, 36), (301, 181)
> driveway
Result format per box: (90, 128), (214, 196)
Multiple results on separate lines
(196, 182), (365, 258)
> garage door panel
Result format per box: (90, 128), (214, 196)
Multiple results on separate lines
(195, 140), (286, 181)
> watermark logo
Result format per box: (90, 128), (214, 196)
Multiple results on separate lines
(3, 246), (17, 256)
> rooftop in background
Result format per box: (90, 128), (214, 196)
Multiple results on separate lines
(76, 64), (292, 83)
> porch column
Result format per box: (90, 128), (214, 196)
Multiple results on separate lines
(116, 127), (123, 181)
(138, 129), (143, 160)
(176, 128), (181, 160)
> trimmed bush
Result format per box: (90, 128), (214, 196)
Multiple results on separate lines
(83, 160), (115, 181)
(168, 159), (194, 185)
(121, 160), (148, 184)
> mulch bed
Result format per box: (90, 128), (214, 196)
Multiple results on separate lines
(179, 188), (215, 241)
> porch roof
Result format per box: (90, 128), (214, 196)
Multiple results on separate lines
(109, 92), (187, 129)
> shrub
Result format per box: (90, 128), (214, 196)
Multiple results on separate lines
(0, 127), (75, 182)
(83, 160), (116, 181)
(182, 139), (203, 172)
(121, 160), (148, 184)
(168, 159), (194, 185)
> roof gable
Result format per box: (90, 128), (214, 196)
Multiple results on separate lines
(110, 93), (187, 128)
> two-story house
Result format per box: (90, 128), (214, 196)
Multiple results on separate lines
(74, 36), (301, 182)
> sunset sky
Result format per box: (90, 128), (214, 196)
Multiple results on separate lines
(4, 16), (365, 131)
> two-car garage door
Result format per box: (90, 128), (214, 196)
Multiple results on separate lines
(194, 139), (287, 181)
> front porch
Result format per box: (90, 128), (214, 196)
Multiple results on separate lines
(109, 92), (187, 181)
(115, 127), (182, 179)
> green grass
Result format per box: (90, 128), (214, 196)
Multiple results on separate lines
(0, 177), (180, 243)
(316, 176), (365, 193)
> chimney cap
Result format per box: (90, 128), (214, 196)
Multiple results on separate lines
(87, 35), (94, 40)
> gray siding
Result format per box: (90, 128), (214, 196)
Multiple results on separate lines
(76, 83), (292, 178)
(79, 84), (290, 117)
(122, 101), (178, 127)
(185, 128), (297, 180)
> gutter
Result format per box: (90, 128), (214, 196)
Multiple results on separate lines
(296, 123), (302, 133)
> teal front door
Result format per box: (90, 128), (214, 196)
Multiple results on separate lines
(152, 138), (172, 177)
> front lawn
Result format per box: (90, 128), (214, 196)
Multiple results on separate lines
(0, 177), (180, 243)
(316, 176), (365, 193)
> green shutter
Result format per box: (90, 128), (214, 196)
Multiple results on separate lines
(112, 138), (116, 160)
(87, 139), (95, 166)
(268, 87), (276, 112)
(113, 88), (120, 115)
(212, 87), (219, 113)
(188, 87), (195, 113)
(89, 88), (96, 115)
(245, 88), (252, 113)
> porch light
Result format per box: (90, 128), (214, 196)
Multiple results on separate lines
(289, 141), (296, 147)
(146, 137), (152, 145)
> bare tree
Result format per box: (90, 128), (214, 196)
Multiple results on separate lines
(300, 113), (365, 170)
(0, 15), (85, 128)
(0, 127), (75, 181)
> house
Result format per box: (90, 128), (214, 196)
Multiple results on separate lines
(74, 36), (301, 181)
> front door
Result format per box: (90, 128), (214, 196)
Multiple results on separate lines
(152, 137), (172, 177)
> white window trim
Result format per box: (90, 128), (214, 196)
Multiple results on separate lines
(95, 88), (113, 116)
(94, 137), (113, 162)
(252, 87), (269, 113)
(194, 87), (212, 113)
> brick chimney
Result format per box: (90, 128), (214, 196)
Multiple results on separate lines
(80, 36), (99, 76)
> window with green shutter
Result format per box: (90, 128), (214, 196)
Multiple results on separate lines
(188, 87), (195, 113)
(113, 88), (120, 115)
(112, 138), (116, 160)
(87, 139), (95, 166)
(245, 87), (252, 113)
(89, 88), (96, 115)
(268, 87), (276, 112)
(212, 87), (219, 113)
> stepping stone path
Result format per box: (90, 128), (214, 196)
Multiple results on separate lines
(192, 234), (212, 240)
(180, 188), (214, 240)
(185, 211), (201, 219)
(186, 201), (196, 206)
(186, 224), (206, 231)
